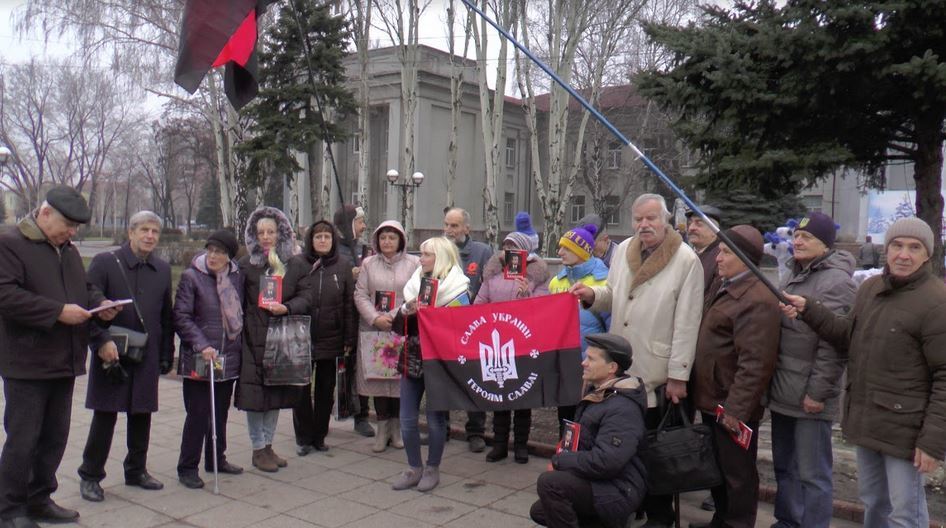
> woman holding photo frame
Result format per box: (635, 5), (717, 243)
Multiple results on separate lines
(172, 230), (245, 489)
(354, 220), (419, 453)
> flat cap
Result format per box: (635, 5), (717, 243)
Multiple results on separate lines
(46, 185), (91, 224)
(585, 333), (633, 372)
(685, 204), (722, 224)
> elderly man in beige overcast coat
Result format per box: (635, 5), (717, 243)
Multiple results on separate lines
(571, 193), (704, 528)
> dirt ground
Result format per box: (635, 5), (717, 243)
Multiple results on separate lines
(445, 406), (946, 521)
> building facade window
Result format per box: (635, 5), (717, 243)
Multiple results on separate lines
(505, 137), (517, 169)
(605, 195), (620, 225)
(504, 192), (515, 225)
(352, 133), (361, 153)
(607, 142), (621, 169)
(570, 195), (587, 224)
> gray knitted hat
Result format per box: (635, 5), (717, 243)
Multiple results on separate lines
(885, 218), (934, 256)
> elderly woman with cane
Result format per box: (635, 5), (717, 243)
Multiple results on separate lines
(173, 230), (245, 489)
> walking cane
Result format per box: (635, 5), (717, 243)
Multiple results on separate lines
(208, 349), (220, 495)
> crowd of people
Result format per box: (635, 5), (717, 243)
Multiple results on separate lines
(0, 185), (942, 528)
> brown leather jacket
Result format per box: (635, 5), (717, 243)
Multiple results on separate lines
(691, 273), (781, 422)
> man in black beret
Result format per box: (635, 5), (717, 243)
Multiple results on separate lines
(530, 333), (648, 528)
(0, 187), (121, 527)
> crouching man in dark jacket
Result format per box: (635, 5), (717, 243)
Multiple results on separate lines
(530, 333), (647, 528)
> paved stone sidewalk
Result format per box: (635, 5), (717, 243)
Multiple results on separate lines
(1, 376), (862, 527)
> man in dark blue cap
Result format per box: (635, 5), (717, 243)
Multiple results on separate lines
(0, 186), (121, 527)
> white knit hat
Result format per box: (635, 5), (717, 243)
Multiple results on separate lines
(885, 218), (934, 256)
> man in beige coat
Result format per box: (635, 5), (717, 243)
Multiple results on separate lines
(572, 193), (704, 528)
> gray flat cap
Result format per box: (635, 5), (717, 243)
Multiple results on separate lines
(585, 333), (633, 371)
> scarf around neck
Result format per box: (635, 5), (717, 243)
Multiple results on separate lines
(403, 264), (470, 307)
(196, 253), (243, 341)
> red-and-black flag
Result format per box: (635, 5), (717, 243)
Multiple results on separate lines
(173, 0), (274, 110)
(418, 293), (583, 412)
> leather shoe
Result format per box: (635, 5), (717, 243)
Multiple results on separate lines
(178, 474), (205, 489)
(79, 479), (104, 502)
(312, 442), (329, 452)
(208, 461), (243, 475)
(125, 472), (164, 490)
(26, 501), (78, 524)
(1, 517), (40, 528)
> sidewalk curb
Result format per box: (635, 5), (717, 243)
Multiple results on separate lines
(445, 425), (945, 527)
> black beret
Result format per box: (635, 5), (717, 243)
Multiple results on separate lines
(585, 333), (633, 372)
(46, 185), (91, 224)
(206, 229), (240, 259)
(685, 204), (722, 225)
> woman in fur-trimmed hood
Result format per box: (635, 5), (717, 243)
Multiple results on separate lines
(236, 206), (311, 473)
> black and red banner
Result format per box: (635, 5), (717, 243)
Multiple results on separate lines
(418, 293), (583, 411)
(173, 0), (272, 109)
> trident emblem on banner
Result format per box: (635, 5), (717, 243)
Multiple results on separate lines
(479, 329), (519, 389)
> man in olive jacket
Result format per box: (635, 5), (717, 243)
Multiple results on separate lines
(0, 187), (119, 527)
(783, 217), (946, 528)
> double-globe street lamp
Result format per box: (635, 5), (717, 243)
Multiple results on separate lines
(386, 169), (424, 230)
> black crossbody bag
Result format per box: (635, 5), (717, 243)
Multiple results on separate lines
(108, 252), (149, 365)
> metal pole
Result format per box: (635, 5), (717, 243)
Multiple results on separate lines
(460, 0), (788, 303)
(208, 351), (220, 495)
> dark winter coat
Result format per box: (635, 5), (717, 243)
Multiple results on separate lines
(691, 273), (781, 422)
(552, 376), (648, 528)
(334, 205), (366, 267)
(86, 242), (174, 413)
(235, 207), (311, 412)
(0, 217), (107, 379)
(696, 238), (720, 295)
(173, 253), (244, 381)
(767, 250), (856, 421)
(297, 220), (356, 360)
(456, 236), (493, 301)
(802, 263), (946, 461)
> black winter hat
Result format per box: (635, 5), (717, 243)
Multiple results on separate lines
(585, 333), (633, 372)
(796, 212), (836, 249)
(45, 185), (91, 224)
(206, 229), (239, 259)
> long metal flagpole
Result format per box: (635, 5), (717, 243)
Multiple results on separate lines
(460, 0), (788, 303)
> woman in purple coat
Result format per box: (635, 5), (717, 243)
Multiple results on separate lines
(474, 231), (550, 464)
(173, 230), (245, 489)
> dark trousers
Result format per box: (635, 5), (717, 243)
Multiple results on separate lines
(177, 378), (234, 477)
(642, 407), (675, 524)
(702, 412), (761, 528)
(491, 410), (531, 445)
(346, 351), (370, 421)
(374, 396), (399, 421)
(465, 411), (485, 439)
(530, 470), (598, 528)
(0, 377), (74, 519)
(78, 410), (152, 482)
(292, 358), (335, 446)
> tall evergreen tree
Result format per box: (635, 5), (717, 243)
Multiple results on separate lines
(638, 0), (946, 274)
(237, 1), (357, 202)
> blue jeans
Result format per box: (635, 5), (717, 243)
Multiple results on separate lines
(856, 446), (929, 528)
(246, 410), (279, 450)
(399, 377), (447, 468)
(771, 412), (834, 528)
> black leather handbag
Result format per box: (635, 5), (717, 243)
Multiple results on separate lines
(640, 402), (723, 495)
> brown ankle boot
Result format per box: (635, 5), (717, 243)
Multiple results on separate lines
(265, 445), (287, 467)
(252, 448), (278, 472)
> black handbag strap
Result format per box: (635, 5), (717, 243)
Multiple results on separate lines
(112, 251), (148, 331)
(655, 401), (692, 431)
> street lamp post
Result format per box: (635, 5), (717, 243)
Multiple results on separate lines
(386, 169), (424, 235)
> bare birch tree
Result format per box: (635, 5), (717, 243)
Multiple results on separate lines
(373, 0), (429, 245)
(345, 0), (374, 211)
(445, 0), (472, 209)
(469, 0), (519, 246)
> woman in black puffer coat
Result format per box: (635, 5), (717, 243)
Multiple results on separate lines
(292, 220), (356, 454)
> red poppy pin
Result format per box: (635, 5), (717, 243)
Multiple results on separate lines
(466, 262), (478, 276)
